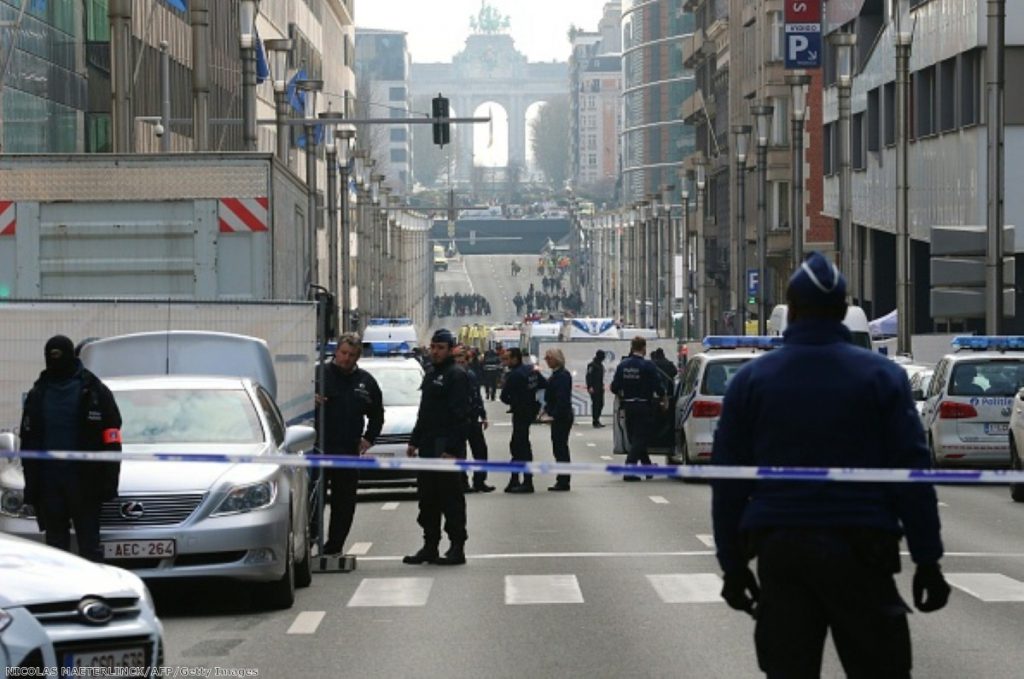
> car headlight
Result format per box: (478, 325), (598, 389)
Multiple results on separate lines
(211, 481), (278, 516)
(0, 488), (34, 519)
(0, 608), (12, 633)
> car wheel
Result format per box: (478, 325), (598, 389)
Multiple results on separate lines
(260, 526), (296, 610)
(929, 435), (943, 469)
(295, 517), (313, 589)
(679, 438), (699, 485)
(1010, 435), (1024, 503)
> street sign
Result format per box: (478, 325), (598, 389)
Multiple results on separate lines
(785, 0), (822, 70)
(747, 269), (760, 296)
(785, 0), (822, 23)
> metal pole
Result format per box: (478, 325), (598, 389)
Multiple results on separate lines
(275, 91), (289, 163)
(190, 0), (210, 151)
(159, 41), (171, 153)
(306, 126), (318, 289)
(109, 0), (132, 153)
(737, 166), (747, 335)
(340, 164), (351, 332)
(896, 32), (913, 353)
(681, 198), (690, 340)
(697, 189), (706, 339)
(757, 143), (768, 335)
(838, 80), (853, 298)
(665, 206), (676, 338)
(986, 0), (1006, 333)
(242, 47), (258, 151)
(791, 117), (804, 269)
(326, 146), (339, 309)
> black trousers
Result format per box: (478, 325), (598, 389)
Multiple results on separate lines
(416, 469), (467, 544)
(590, 392), (604, 424)
(484, 373), (499, 400)
(754, 528), (911, 679)
(325, 468), (359, 549)
(550, 418), (572, 486)
(463, 421), (489, 486)
(623, 406), (654, 466)
(41, 476), (103, 562)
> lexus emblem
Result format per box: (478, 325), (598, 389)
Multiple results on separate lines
(78, 598), (113, 625)
(119, 501), (145, 520)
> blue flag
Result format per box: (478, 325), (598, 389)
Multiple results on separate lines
(255, 28), (270, 85)
(286, 69), (325, 148)
(166, 0), (187, 12)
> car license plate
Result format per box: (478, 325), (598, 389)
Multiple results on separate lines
(103, 539), (176, 559)
(985, 423), (1009, 435)
(64, 646), (146, 672)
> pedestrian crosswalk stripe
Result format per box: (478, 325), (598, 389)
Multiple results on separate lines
(587, 443), (597, 447)
(695, 534), (715, 548)
(286, 611), (325, 634)
(600, 455), (613, 461)
(647, 574), (723, 603)
(348, 577), (433, 607)
(505, 575), (584, 605)
(381, 502), (399, 511)
(946, 573), (1024, 602)
(347, 542), (372, 556)
(649, 496), (670, 504)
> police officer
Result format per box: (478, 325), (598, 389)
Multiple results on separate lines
(500, 348), (545, 493)
(482, 347), (502, 401)
(315, 333), (384, 556)
(585, 350), (606, 428)
(542, 348), (573, 491)
(20, 335), (122, 562)
(404, 329), (471, 566)
(650, 347), (678, 394)
(610, 336), (665, 481)
(454, 344), (495, 493)
(711, 252), (949, 678)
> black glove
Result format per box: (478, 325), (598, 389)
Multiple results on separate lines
(721, 567), (760, 616)
(913, 562), (951, 613)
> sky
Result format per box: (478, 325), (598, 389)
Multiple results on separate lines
(356, 0), (615, 63)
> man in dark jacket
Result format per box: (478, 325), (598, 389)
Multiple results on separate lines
(650, 348), (678, 394)
(455, 345), (495, 493)
(542, 348), (573, 491)
(585, 350), (606, 428)
(500, 348), (546, 493)
(315, 333), (384, 556)
(610, 337), (665, 480)
(482, 348), (502, 400)
(404, 329), (472, 566)
(711, 252), (949, 677)
(20, 335), (122, 562)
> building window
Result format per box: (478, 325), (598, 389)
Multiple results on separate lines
(823, 123), (834, 175)
(852, 112), (865, 170)
(389, 86), (407, 101)
(771, 96), (788, 146)
(771, 181), (790, 231)
(389, 107), (404, 119)
(883, 81), (896, 146)
(960, 50), (980, 127)
(914, 66), (936, 137)
(390, 149), (407, 163)
(939, 58), (956, 132)
(867, 88), (880, 152)
(769, 11), (784, 62)
(390, 127), (407, 142)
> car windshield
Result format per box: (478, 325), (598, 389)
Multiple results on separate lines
(701, 360), (750, 396)
(363, 366), (422, 406)
(949, 360), (1024, 397)
(114, 388), (264, 444)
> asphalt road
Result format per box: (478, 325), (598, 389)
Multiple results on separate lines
(154, 399), (1024, 678)
(432, 253), (548, 329)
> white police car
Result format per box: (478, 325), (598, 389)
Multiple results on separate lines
(670, 336), (782, 466)
(921, 336), (1024, 468)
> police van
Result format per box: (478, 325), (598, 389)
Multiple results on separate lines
(921, 336), (1024, 468)
(671, 336), (782, 467)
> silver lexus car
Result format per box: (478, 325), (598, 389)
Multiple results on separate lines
(0, 375), (316, 611)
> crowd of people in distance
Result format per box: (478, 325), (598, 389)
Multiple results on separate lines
(434, 293), (492, 318)
(512, 283), (583, 317)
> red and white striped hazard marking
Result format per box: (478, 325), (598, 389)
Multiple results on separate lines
(0, 201), (15, 236)
(218, 197), (269, 233)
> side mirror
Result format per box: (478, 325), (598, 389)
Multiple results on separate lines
(912, 388), (925, 401)
(0, 432), (17, 452)
(281, 425), (316, 454)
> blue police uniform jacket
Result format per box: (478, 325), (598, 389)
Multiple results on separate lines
(610, 354), (665, 404)
(710, 319), (944, 574)
(501, 363), (545, 416)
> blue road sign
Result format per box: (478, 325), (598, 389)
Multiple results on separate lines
(747, 269), (760, 296)
(785, 25), (822, 69)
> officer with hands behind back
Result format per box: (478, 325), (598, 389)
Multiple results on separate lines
(610, 336), (664, 481)
(20, 335), (122, 562)
(711, 252), (949, 678)
(404, 329), (472, 566)
(500, 347), (546, 493)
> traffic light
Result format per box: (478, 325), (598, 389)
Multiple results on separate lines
(432, 94), (450, 147)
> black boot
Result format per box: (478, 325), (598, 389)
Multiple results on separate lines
(508, 475), (534, 494)
(436, 542), (466, 566)
(402, 542), (439, 565)
(504, 474), (521, 493)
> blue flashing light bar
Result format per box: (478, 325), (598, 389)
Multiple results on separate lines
(702, 336), (784, 351)
(951, 336), (1024, 351)
(368, 317), (413, 326)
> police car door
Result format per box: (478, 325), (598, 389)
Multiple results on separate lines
(921, 359), (949, 435)
(671, 358), (701, 464)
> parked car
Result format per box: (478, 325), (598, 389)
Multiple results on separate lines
(0, 531), (164, 675)
(356, 357), (425, 490)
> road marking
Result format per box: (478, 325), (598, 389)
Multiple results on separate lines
(381, 502), (400, 511)
(600, 455), (613, 461)
(938, 501), (949, 507)
(348, 577), (433, 607)
(586, 443), (596, 448)
(575, 433), (584, 437)
(649, 496), (670, 504)
(647, 574), (723, 603)
(286, 611), (325, 635)
(347, 542), (372, 555)
(505, 575), (584, 605)
(695, 534), (716, 548)
(946, 573), (1024, 602)
(354, 549), (1024, 562)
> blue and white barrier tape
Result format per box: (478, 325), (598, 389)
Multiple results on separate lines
(0, 449), (1020, 484)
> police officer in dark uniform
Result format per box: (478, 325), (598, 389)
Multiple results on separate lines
(455, 344), (495, 493)
(20, 335), (122, 562)
(585, 350), (606, 428)
(610, 336), (665, 481)
(482, 348), (502, 400)
(711, 252), (949, 678)
(315, 333), (384, 556)
(500, 348), (546, 493)
(404, 329), (472, 566)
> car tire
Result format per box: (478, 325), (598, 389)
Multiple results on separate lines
(295, 519), (313, 589)
(260, 526), (296, 610)
(929, 434), (943, 469)
(1010, 435), (1024, 503)
(679, 438), (699, 484)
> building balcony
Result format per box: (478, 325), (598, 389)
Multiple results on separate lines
(682, 29), (706, 68)
(681, 90), (704, 124)
(682, 0), (705, 12)
(706, 17), (728, 42)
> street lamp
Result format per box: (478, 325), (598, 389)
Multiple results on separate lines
(265, 38), (293, 163)
(661, 183), (676, 338)
(695, 157), (707, 339)
(679, 180), (691, 340)
(336, 126), (356, 331)
(831, 31), (857, 299)
(239, 0), (259, 151)
(732, 124), (751, 335)
(297, 79), (322, 289)
(751, 103), (774, 335)
(787, 74), (811, 271)
(895, 0), (913, 353)
(319, 111), (346, 314)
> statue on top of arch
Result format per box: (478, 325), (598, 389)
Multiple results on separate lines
(469, 0), (511, 35)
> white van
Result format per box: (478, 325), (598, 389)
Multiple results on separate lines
(767, 304), (872, 350)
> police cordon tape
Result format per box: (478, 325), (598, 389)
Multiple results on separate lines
(0, 448), (1021, 484)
